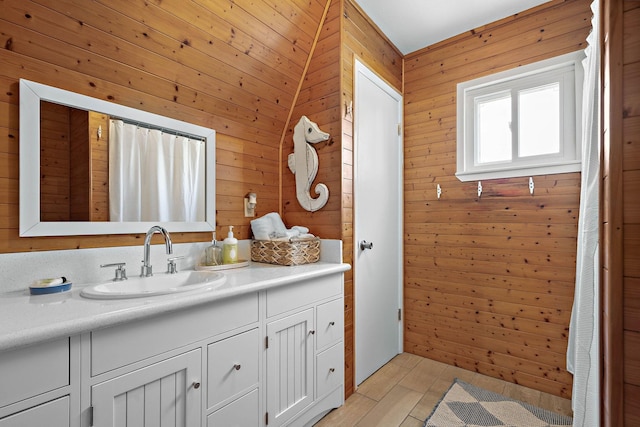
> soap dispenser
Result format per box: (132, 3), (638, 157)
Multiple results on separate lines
(204, 231), (222, 266)
(222, 226), (238, 264)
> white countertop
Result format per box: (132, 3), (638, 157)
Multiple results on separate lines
(0, 261), (350, 352)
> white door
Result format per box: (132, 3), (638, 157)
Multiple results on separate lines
(354, 59), (403, 386)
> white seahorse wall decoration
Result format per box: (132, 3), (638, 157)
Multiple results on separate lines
(287, 116), (330, 212)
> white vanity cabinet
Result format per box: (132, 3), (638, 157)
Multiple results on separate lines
(0, 338), (75, 427)
(0, 265), (346, 427)
(83, 271), (344, 427)
(265, 273), (344, 427)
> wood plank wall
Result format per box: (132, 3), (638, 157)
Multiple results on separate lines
(403, 0), (592, 398)
(283, 0), (341, 241)
(39, 101), (70, 221)
(602, 0), (640, 424)
(88, 111), (109, 221)
(621, 2), (640, 424)
(39, 105), (105, 222)
(0, 0), (328, 252)
(601, 0), (625, 423)
(69, 108), (90, 221)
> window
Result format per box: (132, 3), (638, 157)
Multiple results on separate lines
(456, 51), (584, 181)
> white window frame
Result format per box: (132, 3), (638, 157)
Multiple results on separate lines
(456, 51), (585, 182)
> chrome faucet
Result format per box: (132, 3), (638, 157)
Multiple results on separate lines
(141, 225), (173, 277)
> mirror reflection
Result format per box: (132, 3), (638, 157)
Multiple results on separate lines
(20, 79), (215, 236)
(39, 101), (205, 223)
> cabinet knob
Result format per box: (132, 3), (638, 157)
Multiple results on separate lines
(329, 368), (335, 373)
(234, 364), (241, 371)
(329, 321), (335, 326)
(309, 330), (315, 335)
(192, 381), (201, 389)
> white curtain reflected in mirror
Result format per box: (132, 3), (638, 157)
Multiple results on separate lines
(109, 120), (205, 222)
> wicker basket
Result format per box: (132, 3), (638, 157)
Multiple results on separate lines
(250, 238), (321, 266)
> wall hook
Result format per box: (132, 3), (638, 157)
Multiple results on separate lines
(345, 100), (353, 118)
(528, 177), (535, 195)
(436, 184), (442, 200)
(97, 125), (102, 140)
(477, 181), (483, 198)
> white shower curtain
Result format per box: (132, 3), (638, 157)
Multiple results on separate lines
(109, 120), (205, 222)
(566, 1), (600, 426)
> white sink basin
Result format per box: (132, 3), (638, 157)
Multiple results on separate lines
(80, 271), (227, 300)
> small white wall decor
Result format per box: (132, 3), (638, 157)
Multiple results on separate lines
(288, 116), (330, 212)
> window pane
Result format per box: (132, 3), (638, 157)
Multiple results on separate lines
(518, 83), (560, 157)
(476, 94), (511, 164)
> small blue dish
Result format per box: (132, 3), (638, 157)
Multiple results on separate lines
(29, 282), (72, 295)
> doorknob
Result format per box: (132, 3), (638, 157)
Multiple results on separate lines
(360, 240), (373, 250)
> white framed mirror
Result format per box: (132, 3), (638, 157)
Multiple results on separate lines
(19, 79), (216, 236)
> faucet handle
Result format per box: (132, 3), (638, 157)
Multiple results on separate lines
(167, 256), (185, 274)
(100, 262), (128, 281)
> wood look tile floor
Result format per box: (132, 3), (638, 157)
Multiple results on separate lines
(314, 353), (573, 427)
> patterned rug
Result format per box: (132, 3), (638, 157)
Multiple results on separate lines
(424, 379), (573, 427)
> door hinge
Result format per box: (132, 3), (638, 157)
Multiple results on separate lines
(265, 336), (269, 349)
(89, 406), (94, 426)
(266, 411), (269, 425)
(398, 123), (402, 136)
(398, 308), (402, 321)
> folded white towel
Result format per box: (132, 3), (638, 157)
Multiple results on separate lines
(250, 215), (273, 240)
(265, 212), (288, 238)
(270, 234), (316, 242)
(291, 225), (309, 234)
(251, 212), (288, 240)
(295, 233), (316, 240)
(250, 213), (316, 241)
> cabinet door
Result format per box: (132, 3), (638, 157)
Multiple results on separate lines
(92, 349), (201, 427)
(266, 309), (314, 427)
